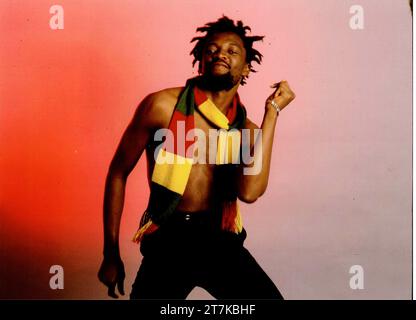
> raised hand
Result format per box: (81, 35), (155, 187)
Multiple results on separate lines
(266, 80), (296, 112)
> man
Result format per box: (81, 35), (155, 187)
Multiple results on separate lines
(98, 16), (295, 299)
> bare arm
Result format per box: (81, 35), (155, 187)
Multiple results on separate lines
(102, 95), (157, 257)
(237, 81), (295, 203)
(98, 92), (163, 298)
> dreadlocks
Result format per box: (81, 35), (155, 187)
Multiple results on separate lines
(190, 16), (264, 85)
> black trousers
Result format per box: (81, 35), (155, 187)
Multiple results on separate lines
(130, 210), (284, 299)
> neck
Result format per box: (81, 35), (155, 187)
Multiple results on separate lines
(196, 77), (240, 114)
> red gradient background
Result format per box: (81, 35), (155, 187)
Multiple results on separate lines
(0, 0), (412, 299)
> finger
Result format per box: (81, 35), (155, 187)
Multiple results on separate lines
(279, 82), (292, 92)
(117, 278), (125, 296)
(108, 283), (119, 299)
(273, 87), (282, 98)
(271, 80), (289, 88)
(271, 81), (283, 89)
(278, 81), (288, 89)
(269, 85), (280, 99)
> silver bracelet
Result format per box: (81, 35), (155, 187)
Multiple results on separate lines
(269, 99), (281, 114)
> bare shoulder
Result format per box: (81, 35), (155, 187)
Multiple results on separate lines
(134, 87), (184, 129)
(149, 87), (184, 106)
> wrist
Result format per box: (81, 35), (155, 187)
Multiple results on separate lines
(103, 246), (120, 260)
(267, 99), (281, 113)
(265, 104), (280, 120)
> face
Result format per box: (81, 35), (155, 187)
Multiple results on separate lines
(200, 32), (250, 90)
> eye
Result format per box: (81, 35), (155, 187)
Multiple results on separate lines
(228, 49), (239, 55)
(205, 46), (217, 55)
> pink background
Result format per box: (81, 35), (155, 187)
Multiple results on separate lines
(0, 0), (412, 299)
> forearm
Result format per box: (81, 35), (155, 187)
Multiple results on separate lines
(238, 107), (278, 202)
(103, 171), (127, 258)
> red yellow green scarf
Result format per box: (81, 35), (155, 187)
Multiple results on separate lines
(133, 78), (247, 243)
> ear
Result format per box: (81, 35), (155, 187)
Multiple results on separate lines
(242, 63), (250, 77)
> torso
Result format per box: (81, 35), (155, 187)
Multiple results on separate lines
(144, 87), (235, 212)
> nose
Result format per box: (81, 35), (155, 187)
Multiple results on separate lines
(217, 49), (227, 58)
(213, 48), (229, 63)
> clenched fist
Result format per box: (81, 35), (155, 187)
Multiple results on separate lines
(266, 80), (296, 113)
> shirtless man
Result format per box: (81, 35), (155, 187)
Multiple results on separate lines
(98, 16), (295, 299)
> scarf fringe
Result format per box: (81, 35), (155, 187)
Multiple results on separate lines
(235, 204), (243, 233)
(132, 220), (159, 244)
(221, 201), (243, 234)
(133, 204), (243, 244)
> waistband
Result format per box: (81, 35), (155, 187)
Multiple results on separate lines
(164, 209), (221, 229)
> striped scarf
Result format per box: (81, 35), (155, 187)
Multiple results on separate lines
(133, 78), (247, 243)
